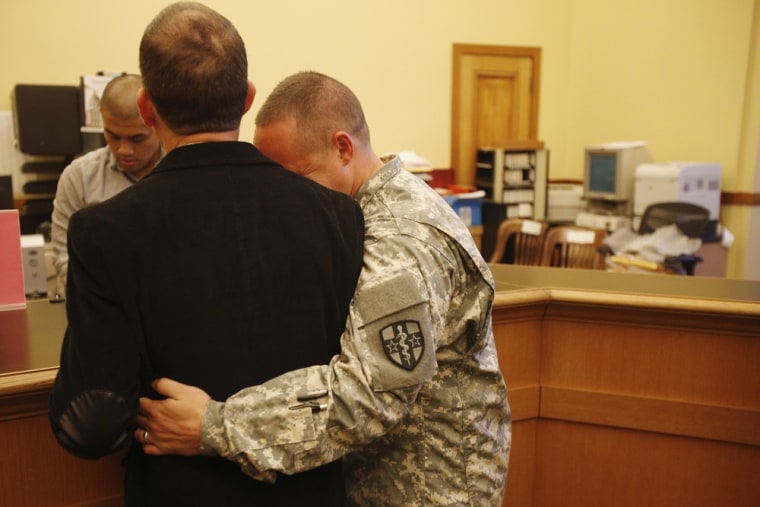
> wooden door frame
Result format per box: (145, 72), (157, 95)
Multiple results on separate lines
(451, 44), (542, 179)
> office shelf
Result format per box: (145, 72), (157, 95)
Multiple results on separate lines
(475, 146), (548, 220)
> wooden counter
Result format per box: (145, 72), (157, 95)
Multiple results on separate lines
(1, 267), (759, 506)
(490, 265), (760, 507)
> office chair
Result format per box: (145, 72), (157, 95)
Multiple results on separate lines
(540, 226), (608, 269)
(638, 201), (709, 237)
(637, 201), (710, 275)
(489, 219), (548, 265)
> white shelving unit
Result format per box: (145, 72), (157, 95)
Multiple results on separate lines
(475, 145), (548, 220)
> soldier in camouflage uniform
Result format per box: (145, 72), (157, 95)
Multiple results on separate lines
(138, 71), (511, 506)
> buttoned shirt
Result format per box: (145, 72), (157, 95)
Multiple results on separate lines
(51, 147), (136, 293)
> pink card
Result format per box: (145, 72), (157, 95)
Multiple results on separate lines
(0, 209), (26, 310)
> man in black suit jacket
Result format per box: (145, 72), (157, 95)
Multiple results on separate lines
(49, 3), (364, 506)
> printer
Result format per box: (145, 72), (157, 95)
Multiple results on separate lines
(633, 162), (721, 234)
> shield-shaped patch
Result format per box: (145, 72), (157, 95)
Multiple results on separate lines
(380, 320), (425, 371)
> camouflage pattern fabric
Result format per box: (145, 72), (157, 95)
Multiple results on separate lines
(201, 155), (511, 506)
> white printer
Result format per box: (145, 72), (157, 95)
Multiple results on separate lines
(20, 233), (49, 297)
(633, 162), (721, 230)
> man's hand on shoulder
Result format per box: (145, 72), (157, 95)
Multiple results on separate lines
(135, 377), (211, 456)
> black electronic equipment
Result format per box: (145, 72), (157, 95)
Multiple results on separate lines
(0, 175), (13, 209)
(12, 84), (82, 156)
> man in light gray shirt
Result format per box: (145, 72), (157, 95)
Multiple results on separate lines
(51, 74), (161, 296)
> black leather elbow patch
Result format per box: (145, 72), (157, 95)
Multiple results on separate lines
(52, 389), (133, 459)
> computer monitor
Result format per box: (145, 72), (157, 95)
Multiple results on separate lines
(583, 142), (652, 207)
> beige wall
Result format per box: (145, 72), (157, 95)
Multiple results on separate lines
(1, 0), (757, 278)
(735, 0), (760, 280)
(0, 0), (573, 167)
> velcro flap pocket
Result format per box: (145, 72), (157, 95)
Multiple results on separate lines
(355, 270), (436, 390)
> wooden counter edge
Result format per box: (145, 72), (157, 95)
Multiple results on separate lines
(547, 287), (760, 316)
(0, 368), (57, 421)
(494, 285), (760, 317)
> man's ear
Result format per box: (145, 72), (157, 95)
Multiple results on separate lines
(242, 80), (256, 114)
(334, 131), (354, 165)
(136, 88), (156, 127)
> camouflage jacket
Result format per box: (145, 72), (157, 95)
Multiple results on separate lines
(202, 155), (511, 506)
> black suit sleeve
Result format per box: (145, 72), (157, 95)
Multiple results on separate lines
(49, 209), (142, 459)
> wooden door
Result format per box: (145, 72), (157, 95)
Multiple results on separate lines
(451, 44), (542, 185)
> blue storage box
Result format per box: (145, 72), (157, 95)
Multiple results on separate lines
(444, 190), (485, 226)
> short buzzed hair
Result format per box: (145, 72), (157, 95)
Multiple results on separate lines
(255, 71), (370, 156)
(139, 1), (249, 135)
(100, 74), (142, 120)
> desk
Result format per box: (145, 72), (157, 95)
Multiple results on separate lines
(2, 271), (759, 506)
(694, 240), (728, 276)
